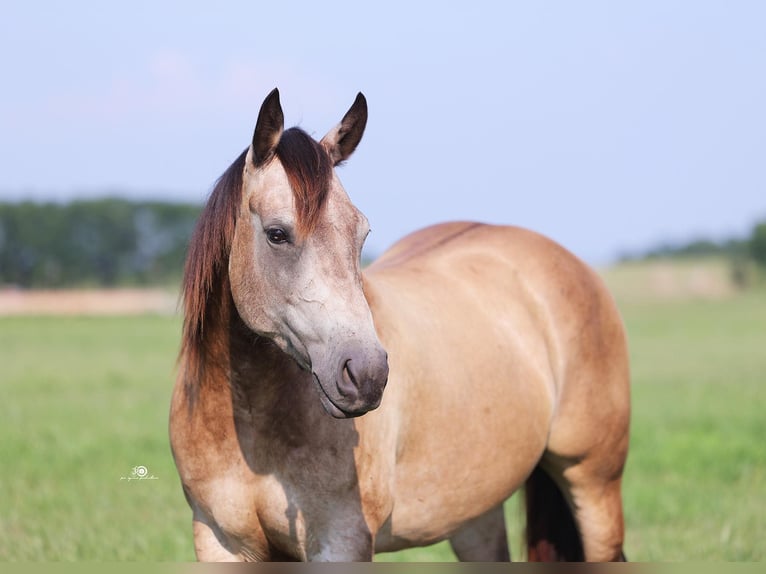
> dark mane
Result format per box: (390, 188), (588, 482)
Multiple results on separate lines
(178, 128), (332, 392)
(178, 148), (246, 392)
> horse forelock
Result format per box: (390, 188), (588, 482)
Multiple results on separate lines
(178, 128), (333, 394)
(275, 127), (332, 237)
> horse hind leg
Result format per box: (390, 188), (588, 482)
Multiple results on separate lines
(563, 461), (627, 562)
(448, 504), (511, 561)
(525, 458), (627, 562)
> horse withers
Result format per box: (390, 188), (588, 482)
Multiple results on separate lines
(169, 89), (630, 562)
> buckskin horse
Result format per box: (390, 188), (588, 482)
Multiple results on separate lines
(169, 89), (630, 562)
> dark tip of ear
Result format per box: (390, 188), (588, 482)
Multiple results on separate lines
(347, 92), (367, 129)
(265, 87), (280, 105)
(352, 92), (368, 120)
(252, 88), (284, 166)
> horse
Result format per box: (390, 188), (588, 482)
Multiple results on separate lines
(169, 88), (631, 562)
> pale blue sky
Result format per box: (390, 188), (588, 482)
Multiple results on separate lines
(2, 1), (764, 263)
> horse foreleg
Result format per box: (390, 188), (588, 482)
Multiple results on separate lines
(448, 504), (511, 561)
(305, 525), (374, 561)
(192, 514), (243, 562)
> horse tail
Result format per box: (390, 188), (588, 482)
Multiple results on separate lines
(524, 465), (584, 561)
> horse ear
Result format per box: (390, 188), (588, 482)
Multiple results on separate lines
(251, 88), (284, 166)
(321, 92), (368, 165)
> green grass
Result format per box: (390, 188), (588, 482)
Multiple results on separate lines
(1, 281), (765, 561)
(0, 315), (193, 560)
(619, 291), (766, 561)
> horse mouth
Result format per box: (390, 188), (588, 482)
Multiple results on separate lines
(311, 372), (366, 419)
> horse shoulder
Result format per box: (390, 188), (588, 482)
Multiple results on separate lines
(169, 376), (275, 559)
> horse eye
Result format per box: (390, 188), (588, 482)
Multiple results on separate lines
(266, 228), (289, 245)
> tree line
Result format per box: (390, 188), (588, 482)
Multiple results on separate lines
(1, 198), (765, 288)
(619, 220), (766, 265)
(0, 199), (200, 288)
(618, 219), (766, 288)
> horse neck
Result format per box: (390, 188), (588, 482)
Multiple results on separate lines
(184, 278), (348, 454)
(223, 291), (326, 433)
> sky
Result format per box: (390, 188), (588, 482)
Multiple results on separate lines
(1, 1), (765, 264)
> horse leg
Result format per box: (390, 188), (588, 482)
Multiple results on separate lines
(306, 533), (373, 561)
(449, 504), (511, 561)
(562, 463), (627, 562)
(303, 512), (375, 562)
(538, 456), (626, 562)
(192, 514), (242, 562)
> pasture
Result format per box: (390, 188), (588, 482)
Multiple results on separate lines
(1, 260), (764, 561)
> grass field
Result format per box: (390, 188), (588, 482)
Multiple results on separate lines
(0, 315), (191, 560)
(1, 263), (764, 561)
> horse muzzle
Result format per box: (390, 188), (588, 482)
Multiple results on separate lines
(312, 345), (389, 419)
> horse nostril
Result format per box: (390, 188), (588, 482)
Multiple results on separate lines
(339, 360), (359, 397)
(337, 352), (388, 407)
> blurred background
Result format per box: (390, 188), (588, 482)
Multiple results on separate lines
(1, 0), (764, 562)
(3, 1), (766, 267)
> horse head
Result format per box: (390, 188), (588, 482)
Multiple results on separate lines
(228, 89), (388, 418)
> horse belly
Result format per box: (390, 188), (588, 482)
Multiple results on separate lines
(386, 457), (539, 550)
(380, 354), (553, 549)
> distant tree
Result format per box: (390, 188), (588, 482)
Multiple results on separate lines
(750, 220), (766, 268)
(0, 199), (201, 288)
(620, 236), (748, 262)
